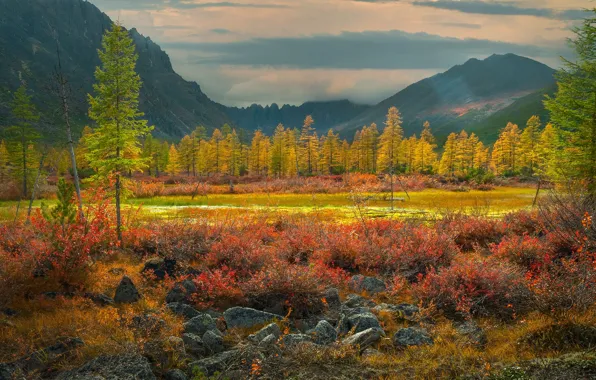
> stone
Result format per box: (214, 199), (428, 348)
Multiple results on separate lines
(343, 294), (376, 308)
(166, 280), (197, 304)
(203, 330), (225, 354)
(455, 320), (487, 348)
(393, 327), (433, 348)
(312, 320), (337, 345)
(184, 313), (218, 336)
(349, 275), (387, 295)
(323, 288), (341, 309)
(3, 337), (83, 377)
(182, 333), (207, 357)
(361, 348), (381, 358)
(343, 328), (384, 349)
(247, 323), (281, 343)
(143, 336), (185, 369)
(114, 276), (141, 304)
(223, 307), (281, 329)
(167, 302), (200, 320)
(55, 354), (155, 379)
(259, 334), (278, 348)
(281, 334), (313, 347)
(131, 314), (166, 336)
(83, 292), (114, 307)
(141, 257), (178, 281)
(373, 303), (419, 320)
(347, 313), (382, 334)
(190, 350), (239, 376)
(164, 369), (188, 380)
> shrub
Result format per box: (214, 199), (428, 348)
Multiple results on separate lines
(413, 256), (531, 319)
(438, 215), (507, 251)
(205, 233), (270, 274)
(491, 235), (553, 272)
(192, 269), (244, 309)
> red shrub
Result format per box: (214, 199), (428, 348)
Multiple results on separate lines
(491, 235), (553, 272)
(438, 215), (507, 251)
(413, 256), (531, 319)
(192, 269), (244, 309)
(205, 233), (270, 274)
(274, 223), (321, 264)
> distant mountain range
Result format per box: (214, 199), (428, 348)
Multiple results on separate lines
(0, 0), (557, 144)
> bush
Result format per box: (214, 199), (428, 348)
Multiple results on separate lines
(491, 235), (553, 272)
(205, 233), (270, 274)
(413, 256), (531, 319)
(438, 215), (507, 251)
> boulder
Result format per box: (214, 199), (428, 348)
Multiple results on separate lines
(141, 257), (178, 281)
(349, 275), (387, 295)
(164, 369), (188, 380)
(55, 354), (155, 379)
(143, 336), (185, 369)
(203, 330), (225, 354)
(184, 313), (217, 336)
(114, 276), (141, 304)
(343, 294), (376, 309)
(455, 320), (487, 348)
(281, 334), (313, 347)
(182, 333), (207, 357)
(393, 327), (433, 348)
(343, 328), (384, 349)
(223, 307), (281, 329)
(259, 334), (278, 348)
(83, 292), (114, 307)
(373, 303), (419, 320)
(167, 303), (200, 320)
(190, 350), (239, 376)
(323, 288), (341, 310)
(247, 323), (281, 343)
(347, 313), (382, 334)
(312, 320), (337, 345)
(165, 280), (197, 304)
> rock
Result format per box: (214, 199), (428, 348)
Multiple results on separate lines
(343, 328), (384, 349)
(323, 288), (341, 310)
(2, 337), (83, 378)
(143, 336), (185, 369)
(184, 313), (218, 336)
(343, 294), (376, 308)
(55, 354), (155, 379)
(0, 308), (17, 317)
(166, 279), (197, 304)
(114, 276), (141, 304)
(83, 292), (114, 307)
(131, 314), (166, 336)
(223, 307), (281, 329)
(141, 257), (178, 281)
(164, 369), (188, 380)
(347, 313), (382, 334)
(167, 302), (200, 320)
(349, 275), (387, 295)
(182, 333), (207, 357)
(312, 320), (337, 345)
(203, 330), (225, 354)
(190, 350), (239, 376)
(393, 327), (433, 348)
(259, 334), (278, 348)
(455, 320), (487, 348)
(281, 334), (313, 347)
(361, 348), (381, 358)
(373, 303), (419, 320)
(247, 323), (281, 343)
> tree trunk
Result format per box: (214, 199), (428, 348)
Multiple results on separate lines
(27, 150), (47, 222)
(116, 172), (122, 243)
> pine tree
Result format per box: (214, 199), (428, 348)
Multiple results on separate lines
(439, 133), (458, 176)
(300, 115), (316, 175)
(377, 107), (403, 209)
(270, 124), (285, 177)
(166, 144), (180, 175)
(86, 23), (152, 243)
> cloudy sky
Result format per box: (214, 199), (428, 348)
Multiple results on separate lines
(90, 0), (592, 107)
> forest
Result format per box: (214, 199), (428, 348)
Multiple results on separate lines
(1, 5), (596, 380)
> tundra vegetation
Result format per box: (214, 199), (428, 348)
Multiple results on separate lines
(1, 13), (596, 380)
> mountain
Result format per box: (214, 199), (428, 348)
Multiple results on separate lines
(0, 0), (232, 140)
(336, 54), (556, 141)
(223, 100), (371, 135)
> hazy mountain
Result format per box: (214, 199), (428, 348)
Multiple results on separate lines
(0, 0), (232, 140)
(336, 54), (556, 141)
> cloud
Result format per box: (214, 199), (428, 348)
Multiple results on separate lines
(210, 28), (233, 34)
(90, 0), (288, 11)
(412, 1), (586, 20)
(162, 29), (568, 70)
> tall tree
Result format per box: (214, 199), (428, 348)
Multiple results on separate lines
(377, 107), (403, 210)
(86, 23), (152, 243)
(0, 140), (10, 182)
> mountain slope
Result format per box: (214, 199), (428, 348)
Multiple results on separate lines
(224, 100), (371, 135)
(0, 0), (232, 140)
(337, 54), (556, 139)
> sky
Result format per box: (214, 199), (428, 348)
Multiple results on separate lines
(90, 0), (593, 107)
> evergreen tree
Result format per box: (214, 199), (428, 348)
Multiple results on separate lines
(0, 140), (10, 182)
(439, 133), (458, 176)
(166, 144), (180, 175)
(86, 23), (152, 243)
(300, 115), (316, 175)
(519, 116), (541, 175)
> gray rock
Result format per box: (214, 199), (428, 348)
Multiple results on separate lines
(223, 307), (281, 329)
(113, 276), (141, 304)
(164, 369), (188, 380)
(259, 334), (278, 348)
(55, 354), (155, 379)
(141, 257), (178, 281)
(455, 320), (487, 348)
(184, 313), (217, 336)
(393, 327), (433, 348)
(83, 292), (114, 307)
(323, 288), (341, 309)
(282, 334), (313, 347)
(312, 320), (337, 345)
(349, 275), (387, 295)
(167, 303), (200, 320)
(165, 280), (197, 304)
(343, 294), (376, 308)
(373, 303), (419, 320)
(347, 313), (382, 334)
(203, 330), (224, 354)
(343, 328), (384, 349)
(247, 323), (281, 343)
(182, 333), (207, 357)
(361, 348), (381, 358)
(143, 336), (185, 369)
(190, 350), (239, 376)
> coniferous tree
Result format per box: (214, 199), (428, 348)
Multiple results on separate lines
(0, 140), (10, 182)
(166, 144), (180, 175)
(86, 23), (152, 243)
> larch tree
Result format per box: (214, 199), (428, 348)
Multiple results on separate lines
(300, 115), (316, 175)
(377, 107), (403, 209)
(439, 133), (458, 176)
(0, 140), (10, 182)
(86, 23), (152, 243)
(270, 124), (285, 177)
(166, 144), (181, 175)
(545, 9), (596, 196)
(519, 116), (542, 175)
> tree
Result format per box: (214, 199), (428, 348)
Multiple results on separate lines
(439, 133), (458, 176)
(545, 9), (596, 196)
(519, 116), (541, 175)
(166, 144), (181, 175)
(86, 23), (152, 243)
(300, 115), (316, 175)
(6, 85), (40, 198)
(377, 107), (403, 210)
(0, 140), (10, 182)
